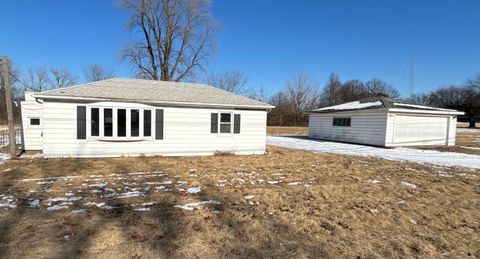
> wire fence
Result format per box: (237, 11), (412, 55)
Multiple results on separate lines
(0, 129), (22, 147)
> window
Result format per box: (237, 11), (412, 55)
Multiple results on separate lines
(333, 117), (351, 127)
(91, 108), (99, 136)
(117, 109), (127, 137)
(89, 107), (153, 139)
(104, 109), (113, 137)
(30, 118), (40, 126)
(144, 110), (151, 137)
(220, 113), (231, 133)
(131, 109), (140, 137)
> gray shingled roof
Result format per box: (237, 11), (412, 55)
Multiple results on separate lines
(310, 97), (461, 113)
(35, 78), (274, 109)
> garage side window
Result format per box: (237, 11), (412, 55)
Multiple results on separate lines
(333, 117), (351, 127)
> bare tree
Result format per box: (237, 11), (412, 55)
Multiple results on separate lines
(50, 67), (78, 88)
(364, 78), (400, 99)
(247, 84), (269, 103)
(467, 73), (480, 89)
(207, 70), (247, 94)
(121, 0), (217, 81)
(320, 73), (342, 106)
(284, 73), (320, 126)
(83, 64), (114, 82)
(24, 67), (51, 92)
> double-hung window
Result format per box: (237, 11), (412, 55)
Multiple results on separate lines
(220, 113), (232, 133)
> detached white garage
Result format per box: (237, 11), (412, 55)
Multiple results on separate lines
(308, 97), (464, 147)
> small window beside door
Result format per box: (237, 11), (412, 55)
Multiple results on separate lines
(29, 118), (40, 126)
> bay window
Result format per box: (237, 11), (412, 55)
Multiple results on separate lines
(104, 109), (113, 137)
(88, 107), (153, 140)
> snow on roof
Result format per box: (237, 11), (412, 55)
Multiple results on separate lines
(314, 100), (382, 112)
(311, 97), (463, 114)
(392, 103), (455, 112)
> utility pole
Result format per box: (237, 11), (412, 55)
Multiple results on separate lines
(1, 56), (16, 158)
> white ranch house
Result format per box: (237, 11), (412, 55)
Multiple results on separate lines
(21, 78), (274, 158)
(308, 97), (464, 147)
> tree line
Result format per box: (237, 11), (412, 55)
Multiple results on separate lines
(0, 63), (115, 124)
(407, 75), (480, 128)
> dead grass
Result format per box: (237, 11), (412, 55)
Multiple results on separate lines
(420, 129), (480, 155)
(267, 126), (308, 136)
(0, 147), (479, 258)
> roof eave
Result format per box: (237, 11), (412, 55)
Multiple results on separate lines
(387, 108), (464, 115)
(34, 94), (275, 110)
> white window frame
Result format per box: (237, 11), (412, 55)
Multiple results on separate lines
(87, 106), (154, 141)
(29, 117), (41, 127)
(218, 112), (233, 135)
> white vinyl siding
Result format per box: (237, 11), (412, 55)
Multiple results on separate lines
(20, 93), (43, 150)
(41, 101), (267, 158)
(308, 111), (388, 146)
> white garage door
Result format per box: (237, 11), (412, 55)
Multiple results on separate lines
(393, 115), (448, 145)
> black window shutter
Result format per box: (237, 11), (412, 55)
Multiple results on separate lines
(155, 109), (164, 140)
(234, 114), (241, 134)
(77, 106), (87, 139)
(210, 113), (218, 133)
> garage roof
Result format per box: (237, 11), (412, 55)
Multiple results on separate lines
(34, 78), (274, 109)
(310, 97), (463, 114)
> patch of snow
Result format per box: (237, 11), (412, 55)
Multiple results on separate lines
(186, 187), (201, 194)
(160, 180), (172, 185)
(267, 136), (480, 169)
(64, 235), (72, 241)
(71, 209), (86, 214)
(244, 195), (255, 200)
(115, 191), (144, 199)
(267, 180), (279, 184)
(134, 207), (150, 212)
(314, 101), (382, 112)
(367, 179), (382, 184)
(3, 168), (12, 172)
(400, 181), (417, 189)
(393, 103), (454, 111)
(409, 219), (417, 225)
(84, 202), (106, 208)
(47, 205), (69, 211)
(0, 153), (10, 165)
(173, 200), (220, 211)
(286, 181), (302, 186)
(28, 199), (40, 208)
(19, 176), (78, 182)
(177, 181), (188, 185)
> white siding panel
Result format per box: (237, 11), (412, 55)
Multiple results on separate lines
(42, 101), (267, 158)
(308, 111), (388, 146)
(20, 99), (43, 150)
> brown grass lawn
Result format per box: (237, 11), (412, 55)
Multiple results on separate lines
(0, 147), (479, 258)
(267, 126), (308, 136)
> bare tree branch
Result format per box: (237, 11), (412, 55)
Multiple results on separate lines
(121, 0), (217, 82)
(83, 64), (115, 82)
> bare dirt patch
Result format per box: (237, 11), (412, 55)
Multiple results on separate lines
(0, 147), (479, 258)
